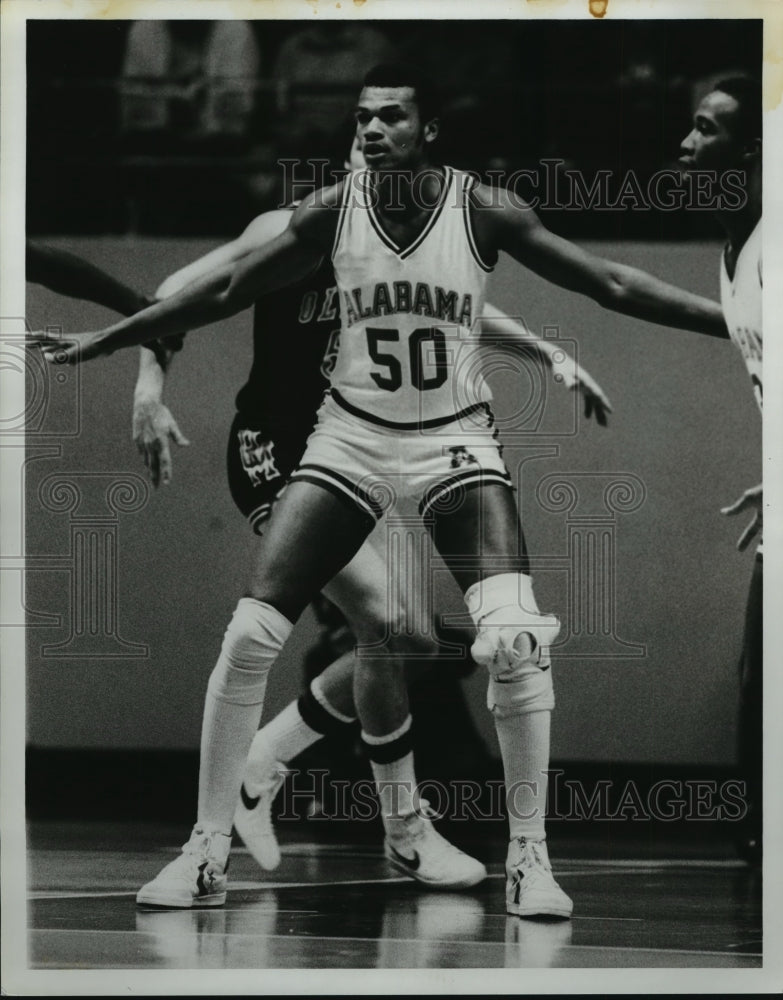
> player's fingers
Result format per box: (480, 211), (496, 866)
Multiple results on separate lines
(584, 393), (593, 420)
(26, 334), (60, 352)
(169, 419), (190, 447)
(148, 448), (161, 489)
(595, 402), (608, 427)
(721, 493), (753, 516)
(43, 343), (78, 366)
(737, 515), (761, 552)
(159, 440), (173, 486)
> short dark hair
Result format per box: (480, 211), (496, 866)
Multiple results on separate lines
(362, 63), (440, 123)
(712, 77), (762, 142)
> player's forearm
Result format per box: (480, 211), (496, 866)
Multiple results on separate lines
(87, 265), (249, 353)
(480, 311), (563, 368)
(602, 263), (728, 338)
(91, 233), (316, 355)
(26, 241), (152, 317)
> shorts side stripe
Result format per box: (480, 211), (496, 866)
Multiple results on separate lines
(290, 466), (384, 521)
(248, 503), (273, 531)
(419, 468), (512, 517)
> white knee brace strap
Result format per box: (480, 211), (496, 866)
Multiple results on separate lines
(464, 573), (559, 717)
(206, 597), (293, 707)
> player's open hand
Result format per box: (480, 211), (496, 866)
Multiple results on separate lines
(721, 483), (762, 551)
(26, 330), (110, 365)
(133, 399), (190, 488)
(561, 364), (613, 426)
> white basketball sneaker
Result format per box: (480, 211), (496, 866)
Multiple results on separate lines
(136, 825), (231, 908)
(233, 762), (286, 871)
(384, 802), (487, 890)
(505, 837), (573, 919)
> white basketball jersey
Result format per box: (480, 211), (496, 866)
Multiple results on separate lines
(330, 166), (494, 428)
(720, 220), (762, 410)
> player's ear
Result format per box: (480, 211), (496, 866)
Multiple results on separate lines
(423, 117), (440, 146)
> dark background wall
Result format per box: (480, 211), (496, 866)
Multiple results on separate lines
(24, 236), (760, 765)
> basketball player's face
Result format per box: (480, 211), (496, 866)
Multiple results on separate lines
(354, 86), (435, 171)
(678, 91), (747, 172)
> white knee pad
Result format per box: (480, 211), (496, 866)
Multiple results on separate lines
(206, 597), (293, 707)
(464, 573), (558, 717)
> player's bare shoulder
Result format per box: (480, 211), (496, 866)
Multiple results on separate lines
(289, 181), (346, 255)
(466, 180), (538, 261)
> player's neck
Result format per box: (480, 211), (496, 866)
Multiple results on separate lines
(369, 162), (444, 215)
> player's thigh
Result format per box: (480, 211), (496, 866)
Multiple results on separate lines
(321, 525), (399, 644)
(426, 482), (528, 594)
(246, 480), (374, 622)
(322, 520), (437, 653)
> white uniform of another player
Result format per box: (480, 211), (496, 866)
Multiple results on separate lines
(719, 216), (762, 865)
(291, 167), (511, 520)
(720, 219), (762, 411)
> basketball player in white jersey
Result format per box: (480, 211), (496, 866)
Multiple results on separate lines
(131, 138), (611, 883)
(678, 77), (762, 862)
(35, 63), (728, 919)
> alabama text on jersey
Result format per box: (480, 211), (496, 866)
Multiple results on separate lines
(330, 167), (494, 429)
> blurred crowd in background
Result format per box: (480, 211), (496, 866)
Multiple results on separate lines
(27, 19), (760, 239)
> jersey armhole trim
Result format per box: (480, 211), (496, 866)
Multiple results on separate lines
(463, 176), (495, 274)
(330, 174), (355, 263)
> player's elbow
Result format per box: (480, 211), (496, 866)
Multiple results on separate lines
(594, 267), (629, 310)
(155, 277), (182, 300)
(214, 273), (251, 317)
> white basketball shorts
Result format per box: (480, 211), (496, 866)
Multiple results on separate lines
(288, 392), (512, 523)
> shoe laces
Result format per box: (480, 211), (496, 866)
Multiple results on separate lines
(511, 837), (551, 874)
(181, 825), (227, 865)
(245, 760), (286, 798)
(413, 799), (441, 823)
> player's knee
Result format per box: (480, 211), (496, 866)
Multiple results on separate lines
(207, 597), (292, 706)
(487, 666), (554, 718)
(346, 594), (404, 647)
(220, 597), (291, 665)
(464, 572), (559, 715)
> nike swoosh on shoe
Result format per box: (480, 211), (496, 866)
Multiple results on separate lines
(240, 784), (260, 810)
(388, 844), (421, 871)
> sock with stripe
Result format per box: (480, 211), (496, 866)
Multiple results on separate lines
(245, 672), (357, 790)
(362, 716), (418, 836)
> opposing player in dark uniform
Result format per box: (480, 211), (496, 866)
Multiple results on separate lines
(36, 64), (727, 919)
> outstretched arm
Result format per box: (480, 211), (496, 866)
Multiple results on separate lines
(479, 303), (613, 425)
(474, 188), (728, 339)
(26, 240), (152, 316)
(131, 209), (295, 485)
(30, 190), (339, 364)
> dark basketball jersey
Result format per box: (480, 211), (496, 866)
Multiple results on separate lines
(234, 256), (340, 439)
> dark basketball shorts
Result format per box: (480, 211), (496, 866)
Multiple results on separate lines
(226, 413), (311, 535)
